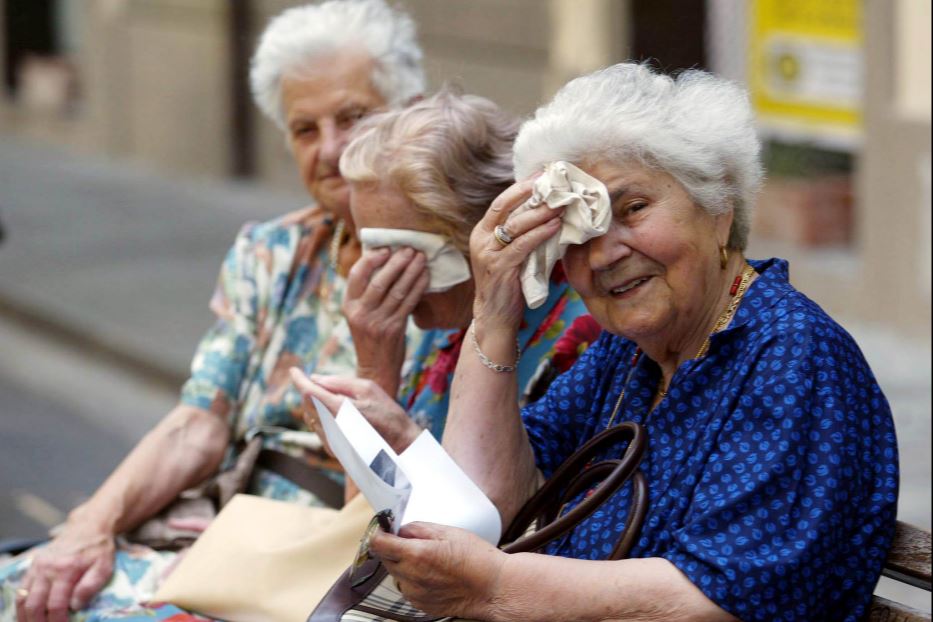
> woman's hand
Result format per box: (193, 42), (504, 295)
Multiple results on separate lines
(290, 368), (422, 454)
(16, 520), (116, 622)
(469, 179), (563, 341)
(343, 247), (429, 396)
(370, 522), (508, 620)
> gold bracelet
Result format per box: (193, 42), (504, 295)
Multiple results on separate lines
(469, 321), (520, 373)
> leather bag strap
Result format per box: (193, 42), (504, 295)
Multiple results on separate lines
(500, 422), (647, 559)
(256, 449), (345, 509)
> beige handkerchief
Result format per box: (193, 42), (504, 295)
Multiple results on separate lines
(517, 161), (611, 308)
(360, 228), (471, 293)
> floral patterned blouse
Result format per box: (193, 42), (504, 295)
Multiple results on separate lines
(179, 206), (360, 497)
(400, 263), (592, 440)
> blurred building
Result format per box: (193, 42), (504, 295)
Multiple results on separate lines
(0, 0), (929, 337)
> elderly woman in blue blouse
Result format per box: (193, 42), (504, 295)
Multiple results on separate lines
(368, 63), (899, 622)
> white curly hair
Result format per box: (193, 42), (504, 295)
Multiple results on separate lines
(250, 0), (425, 130)
(513, 63), (763, 250)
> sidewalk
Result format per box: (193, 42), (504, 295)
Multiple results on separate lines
(1, 135), (930, 532)
(0, 136), (305, 385)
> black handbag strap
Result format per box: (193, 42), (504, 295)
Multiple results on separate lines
(256, 449), (345, 509)
(500, 422), (648, 559)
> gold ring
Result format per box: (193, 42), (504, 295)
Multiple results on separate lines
(493, 225), (514, 246)
(16, 587), (28, 599)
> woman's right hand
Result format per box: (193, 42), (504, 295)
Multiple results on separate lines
(16, 518), (116, 622)
(469, 178), (563, 337)
(342, 246), (429, 395)
(290, 368), (422, 455)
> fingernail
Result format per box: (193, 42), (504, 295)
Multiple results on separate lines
(309, 373), (324, 382)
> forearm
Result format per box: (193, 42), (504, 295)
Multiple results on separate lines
(443, 322), (538, 524)
(68, 404), (229, 535)
(487, 555), (736, 622)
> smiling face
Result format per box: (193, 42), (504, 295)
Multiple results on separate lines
(350, 181), (475, 330)
(281, 50), (387, 222)
(562, 160), (733, 353)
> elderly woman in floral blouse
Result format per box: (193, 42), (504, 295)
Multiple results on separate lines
(6, 2), (428, 620)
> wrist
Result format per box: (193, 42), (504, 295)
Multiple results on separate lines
(483, 552), (521, 622)
(391, 421), (422, 452)
(356, 365), (402, 397)
(470, 320), (520, 373)
(67, 501), (120, 536)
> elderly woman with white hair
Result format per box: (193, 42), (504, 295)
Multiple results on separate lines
(368, 64), (899, 622)
(294, 87), (590, 461)
(4, 1), (427, 621)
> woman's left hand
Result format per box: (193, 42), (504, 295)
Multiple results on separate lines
(370, 522), (508, 620)
(290, 368), (422, 454)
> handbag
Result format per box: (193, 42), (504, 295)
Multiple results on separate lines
(308, 422), (648, 622)
(153, 494), (375, 622)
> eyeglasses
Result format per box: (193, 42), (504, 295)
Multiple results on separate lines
(349, 508), (394, 588)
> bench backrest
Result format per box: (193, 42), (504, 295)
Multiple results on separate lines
(869, 521), (932, 621)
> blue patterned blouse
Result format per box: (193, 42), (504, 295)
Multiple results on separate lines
(522, 258), (899, 622)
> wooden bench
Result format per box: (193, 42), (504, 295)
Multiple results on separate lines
(870, 521), (932, 621)
(3, 522), (930, 619)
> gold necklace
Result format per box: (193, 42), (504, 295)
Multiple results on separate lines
(328, 218), (346, 271)
(319, 219), (346, 303)
(605, 263), (756, 429)
(693, 263), (756, 359)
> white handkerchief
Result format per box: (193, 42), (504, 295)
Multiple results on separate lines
(359, 228), (472, 293)
(517, 161), (611, 308)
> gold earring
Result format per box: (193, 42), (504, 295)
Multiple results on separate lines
(719, 246), (729, 270)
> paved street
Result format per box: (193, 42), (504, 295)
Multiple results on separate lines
(0, 136), (304, 380)
(0, 136), (929, 608)
(0, 318), (172, 540)
(1, 135), (303, 539)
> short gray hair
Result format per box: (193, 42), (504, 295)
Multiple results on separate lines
(513, 63), (763, 250)
(250, 0), (426, 130)
(340, 88), (518, 254)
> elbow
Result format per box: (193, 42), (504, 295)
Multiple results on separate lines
(156, 404), (230, 475)
(626, 558), (739, 622)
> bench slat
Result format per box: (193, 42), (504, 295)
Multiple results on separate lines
(884, 522), (933, 591)
(869, 595), (932, 621)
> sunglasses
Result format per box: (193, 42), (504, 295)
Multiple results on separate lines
(349, 508), (394, 588)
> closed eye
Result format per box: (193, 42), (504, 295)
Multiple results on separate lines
(618, 200), (648, 220)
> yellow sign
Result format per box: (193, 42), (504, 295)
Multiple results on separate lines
(750, 0), (863, 145)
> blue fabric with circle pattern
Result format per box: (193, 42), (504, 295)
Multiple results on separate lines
(521, 258), (899, 622)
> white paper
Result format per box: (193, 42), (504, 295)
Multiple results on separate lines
(311, 397), (502, 544)
(397, 431), (502, 545)
(312, 397), (410, 529)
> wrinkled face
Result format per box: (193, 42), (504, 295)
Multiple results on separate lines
(350, 181), (474, 330)
(281, 50), (386, 222)
(562, 160), (732, 345)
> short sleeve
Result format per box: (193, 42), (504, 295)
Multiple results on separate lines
(661, 325), (898, 621)
(180, 222), (265, 417)
(521, 331), (615, 477)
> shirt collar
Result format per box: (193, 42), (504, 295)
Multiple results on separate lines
(715, 257), (795, 336)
